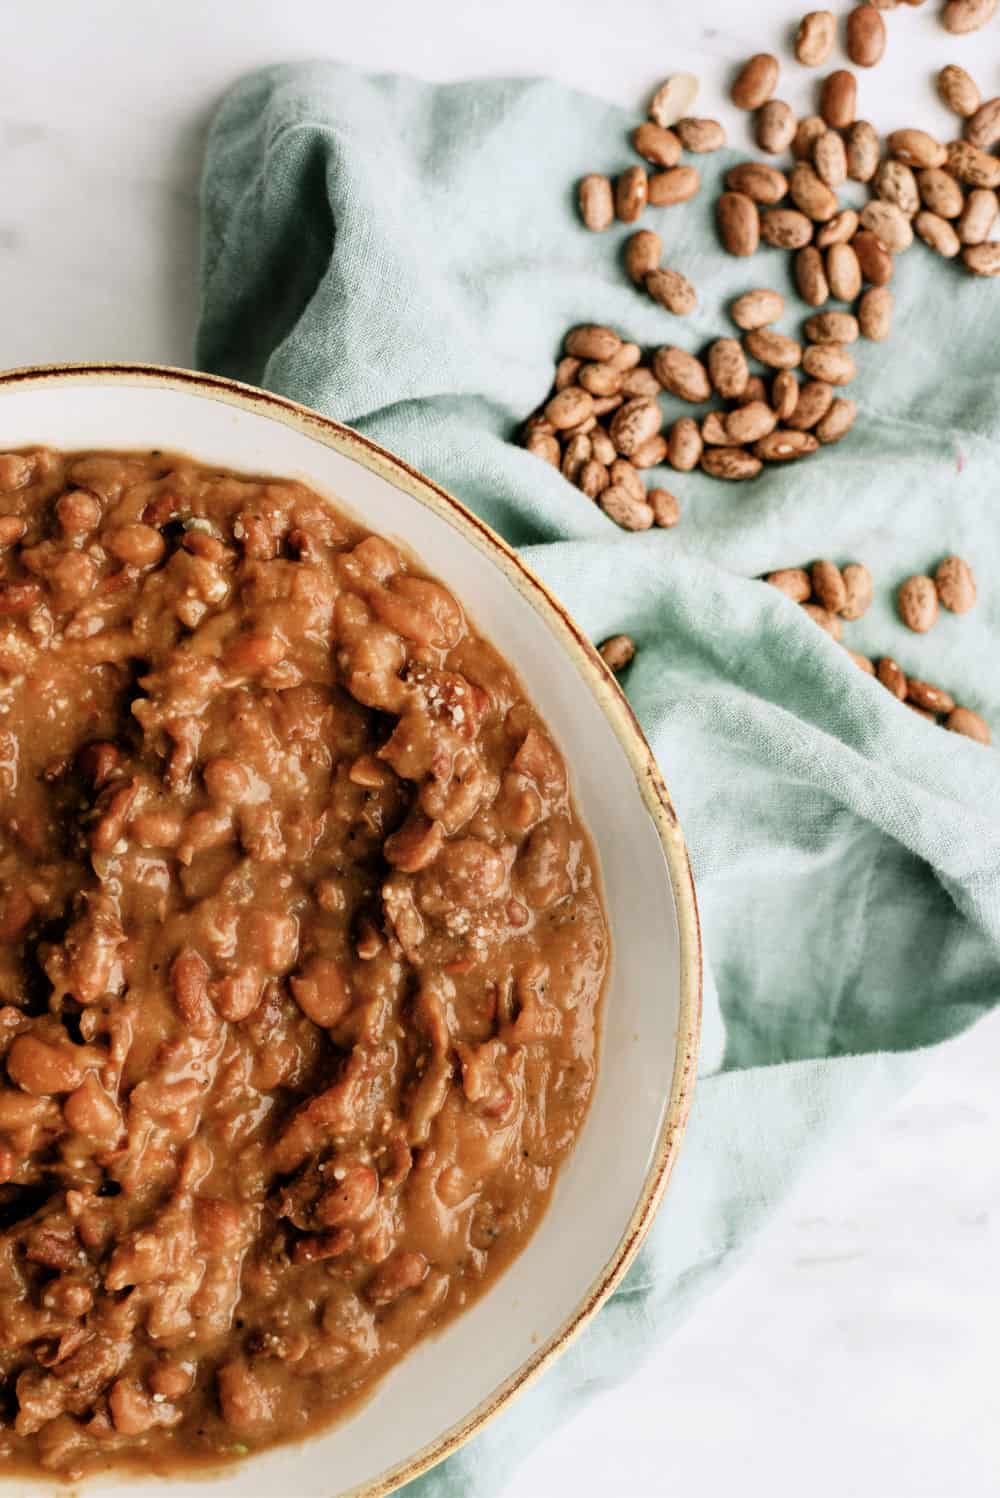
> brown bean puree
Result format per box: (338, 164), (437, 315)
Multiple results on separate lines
(0, 449), (609, 1478)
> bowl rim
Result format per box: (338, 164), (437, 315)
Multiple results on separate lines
(0, 360), (702, 1497)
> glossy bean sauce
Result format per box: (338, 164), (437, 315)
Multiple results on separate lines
(0, 449), (609, 1478)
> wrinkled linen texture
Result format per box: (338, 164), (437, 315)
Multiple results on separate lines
(198, 61), (1000, 1495)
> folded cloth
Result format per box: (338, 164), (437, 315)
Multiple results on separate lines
(198, 60), (1000, 1495)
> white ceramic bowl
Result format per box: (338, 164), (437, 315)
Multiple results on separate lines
(0, 365), (701, 1497)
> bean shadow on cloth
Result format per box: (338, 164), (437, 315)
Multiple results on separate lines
(197, 60), (1000, 1497)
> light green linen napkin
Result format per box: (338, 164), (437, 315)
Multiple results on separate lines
(197, 61), (1000, 1494)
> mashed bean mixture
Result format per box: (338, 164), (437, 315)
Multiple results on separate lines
(0, 449), (608, 1477)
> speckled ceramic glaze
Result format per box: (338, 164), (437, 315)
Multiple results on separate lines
(0, 365), (701, 1498)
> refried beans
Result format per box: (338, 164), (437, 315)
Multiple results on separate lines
(0, 448), (609, 1478)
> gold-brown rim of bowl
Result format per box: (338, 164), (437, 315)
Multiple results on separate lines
(0, 361), (703, 1497)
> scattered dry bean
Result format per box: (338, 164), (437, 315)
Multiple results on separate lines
(898, 574), (939, 632)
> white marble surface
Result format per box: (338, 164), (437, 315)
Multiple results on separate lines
(1, 2), (998, 1493)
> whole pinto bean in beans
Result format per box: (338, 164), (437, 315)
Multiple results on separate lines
(578, 174), (615, 232)
(820, 70), (857, 130)
(731, 53), (780, 110)
(846, 4), (886, 67)
(717, 192), (760, 255)
(796, 10), (836, 66)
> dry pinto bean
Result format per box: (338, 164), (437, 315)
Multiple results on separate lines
(918, 167), (965, 217)
(801, 602), (843, 638)
(804, 311), (859, 344)
(845, 120), (880, 183)
(599, 485), (654, 530)
(676, 117), (726, 152)
(817, 209), (860, 247)
(653, 346), (712, 402)
(667, 417), (703, 471)
(731, 53), (780, 110)
(730, 288), (785, 330)
(523, 428), (562, 461)
(625, 229), (663, 283)
(609, 458), (645, 502)
(621, 367), (661, 398)
(615, 166), (648, 224)
(647, 165), (701, 206)
(544, 387), (595, 430)
(632, 433), (668, 468)
(826, 241), (862, 301)
(578, 174), (614, 232)
(938, 65), (980, 119)
(915, 210), (961, 257)
(608, 341), (642, 372)
(760, 208), (814, 248)
(756, 99), (798, 154)
(821, 70), (857, 130)
(796, 245), (830, 305)
(942, 0), (997, 32)
(700, 447), (763, 479)
(848, 650), (876, 675)
(813, 130), (848, 188)
(577, 459), (610, 498)
(561, 434), (593, 484)
(649, 72), (700, 128)
(708, 338), (750, 399)
(755, 429), (819, 460)
(578, 363), (623, 397)
(565, 325), (622, 360)
(791, 163), (838, 222)
(767, 567), (812, 602)
(946, 140), (1000, 189)
(554, 357), (581, 391)
(816, 397), (857, 442)
(852, 229), (894, 284)
(847, 4), (886, 65)
(858, 286), (893, 340)
(786, 379), (834, 429)
(793, 114), (828, 160)
(631, 122), (682, 167)
(860, 200), (913, 252)
(876, 160), (920, 216)
(609, 397), (662, 456)
(841, 562), (874, 619)
(958, 188), (999, 244)
(649, 488), (681, 527)
(725, 161), (789, 203)
(877, 656), (908, 699)
(591, 429), (617, 464)
(599, 634), (636, 672)
(796, 10), (836, 65)
(645, 267), (697, 314)
(716, 192), (760, 256)
(811, 559), (847, 613)
(744, 329), (802, 369)
(935, 554), (977, 612)
(946, 707), (991, 744)
(747, 378), (771, 407)
(726, 402), (777, 443)
(802, 343), (856, 384)
(772, 371), (800, 422)
(701, 411), (730, 445)
(962, 241), (1000, 275)
(898, 574), (939, 632)
(908, 679), (956, 714)
(887, 129), (946, 170)
(587, 399), (619, 421)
